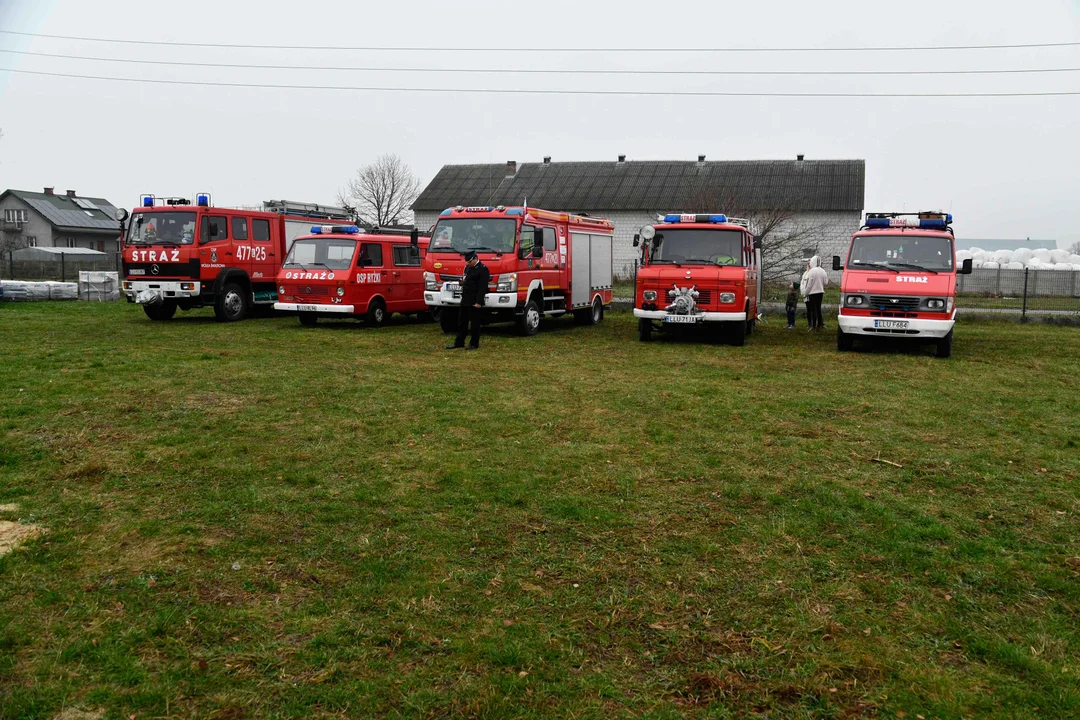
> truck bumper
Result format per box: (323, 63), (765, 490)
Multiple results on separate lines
(424, 289), (516, 308)
(838, 313), (955, 338)
(634, 309), (747, 322)
(274, 303), (355, 314)
(123, 280), (201, 304)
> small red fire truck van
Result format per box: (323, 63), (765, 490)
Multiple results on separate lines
(833, 212), (972, 358)
(274, 225), (430, 327)
(120, 194), (353, 322)
(422, 206), (615, 336)
(633, 213), (760, 345)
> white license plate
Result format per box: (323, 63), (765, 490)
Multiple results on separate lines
(444, 282), (460, 292)
(129, 269), (145, 276)
(874, 320), (909, 329)
(297, 304), (320, 312)
(665, 315), (702, 324)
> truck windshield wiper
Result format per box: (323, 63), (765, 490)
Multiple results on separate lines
(888, 262), (939, 274)
(464, 246), (503, 255)
(853, 262), (900, 273)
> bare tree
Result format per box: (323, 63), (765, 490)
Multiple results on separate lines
(338, 154), (420, 227)
(681, 183), (827, 284)
(1069, 241), (1080, 255)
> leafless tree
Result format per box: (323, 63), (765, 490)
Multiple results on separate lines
(338, 154), (420, 227)
(1069, 241), (1080, 255)
(680, 183), (828, 285)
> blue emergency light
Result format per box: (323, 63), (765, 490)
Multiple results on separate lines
(196, 193), (211, 207)
(440, 208), (453, 216)
(140, 194), (154, 208)
(663, 213), (729, 224)
(505, 208), (524, 216)
(865, 212), (953, 230)
(310, 225), (360, 234)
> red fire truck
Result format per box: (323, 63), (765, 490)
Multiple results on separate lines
(834, 212), (972, 358)
(422, 206), (614, 335)
(274, 224), (430, 327)
(633, 213), (760, 345)
(119, 194), (353, 322)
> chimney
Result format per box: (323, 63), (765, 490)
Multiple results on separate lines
(506, 160), (517, 176)
(66, 190), (77, 197)
(698, 154), (706, 163)
(44, 187), (54, 195)
(543, 156), (551, 164)
(797, 154), (805, 162)
(617, 154), (626, 163)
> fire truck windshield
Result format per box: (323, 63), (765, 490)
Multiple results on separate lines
(428, 218), (516, 254)
(127, 212), (196, 245)
(284, 237), (357, 270)
(653, 228), (743, 266)
(849, 234), (954, 272)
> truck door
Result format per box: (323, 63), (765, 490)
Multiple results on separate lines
(356, 241), (387, 312)
(239, 217), (277, 291)
(391, 243), (423, 310)
(200, 213), (241, 277)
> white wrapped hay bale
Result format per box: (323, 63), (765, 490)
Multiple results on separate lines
(1069, 254), (1080, 265)
(78, 271), (120, 302)
(1014, 248), (1034, 264)
(1052, 263), (1075, 271)
(1033, 249), (1053, 264)
(1050, 249), (1070, 265)
(992, 250), (1013, 264)
(1003, 261), (1025, 270)
(982, 261), (1000, 270)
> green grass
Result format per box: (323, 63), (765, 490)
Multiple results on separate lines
(1, 302), (1079, 719)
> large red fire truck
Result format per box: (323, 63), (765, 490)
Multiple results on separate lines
(274, 224), (430, 327)
(119, 194), (353, 322)
(834, 212), (972, 358)
(633, 213), (760, 345)
(422, 206), (615, 335)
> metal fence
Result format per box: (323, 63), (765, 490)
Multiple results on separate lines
(6, 252), (123, 282)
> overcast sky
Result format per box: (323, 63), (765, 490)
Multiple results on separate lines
(1, 0), (1077, 247)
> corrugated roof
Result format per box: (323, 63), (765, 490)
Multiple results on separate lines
(414, 159), (865, 213)
(2, 189), (121, 234)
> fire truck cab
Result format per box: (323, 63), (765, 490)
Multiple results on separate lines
(834, 212), (973, 358)
(274, 225), (431, 327)
(422, 206), (615, 336)
(633, 213), (760, 345)
(120, 194), (353, 322)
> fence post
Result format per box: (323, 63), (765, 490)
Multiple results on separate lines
(7, 250), (12, 280)
(1022, 267), (1029, 320)
(61, 252), (66, 283)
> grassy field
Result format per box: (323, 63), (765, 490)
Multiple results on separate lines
(1, 302), (1079, 719)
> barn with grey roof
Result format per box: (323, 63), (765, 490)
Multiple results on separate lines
(1, 187), (122, 256)
(414, 156), (866, 277)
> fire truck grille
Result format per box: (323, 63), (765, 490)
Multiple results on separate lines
(439, 274), (462, 283)
(869, 295), (920, 311)
(668, 289), (712, 306)
(287, 285), (330, 297)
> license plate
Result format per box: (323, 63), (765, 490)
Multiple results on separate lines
(665, 315), (701, 324)
(444, 282), (460, 292)
(129, 269), (145, 275)
(874, 320), (909, 329)
(297, 304), (320, 312)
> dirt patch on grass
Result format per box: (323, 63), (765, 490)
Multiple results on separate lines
(52, 708), (104, 720)
(0, 503), (19, 512)
(0, 520), (45, 556)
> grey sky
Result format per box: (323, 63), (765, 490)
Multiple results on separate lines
(1, 0), (1077, 247)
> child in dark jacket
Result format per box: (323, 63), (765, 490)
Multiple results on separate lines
(785, 282), (799, 329)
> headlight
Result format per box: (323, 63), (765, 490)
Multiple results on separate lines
(180, 283), (195, 291)
(336, 286), (345, 297)
(643, 290), (657, 302)
(424, 271), (437, 291)
(279, 285), (286, 295)
(719, 292), (736, 304)
(640, 225), (656, 241)
(123, 281), (132, 290)
(496, 273), (518, 293)
(926, 298), (946, 310)
(845, 294), (866, 307)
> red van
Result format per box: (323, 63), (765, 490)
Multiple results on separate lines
(274, 225), (430, 327)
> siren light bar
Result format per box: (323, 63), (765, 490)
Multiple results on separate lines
(662, 213), (729, 224)
(865, 212), (953, 230)
(310, 225), (360, 234)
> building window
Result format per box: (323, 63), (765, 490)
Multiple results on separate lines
(4, 209), (28, 224)
(25, 236), (37, 247)
(66, 238), (77, 248)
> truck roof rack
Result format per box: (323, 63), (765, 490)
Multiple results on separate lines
(263, 199), (355, 221)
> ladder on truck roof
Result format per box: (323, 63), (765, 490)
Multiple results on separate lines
(262, 199), (354, 221)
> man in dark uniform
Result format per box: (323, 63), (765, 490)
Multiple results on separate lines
(447, 250), (490, 350)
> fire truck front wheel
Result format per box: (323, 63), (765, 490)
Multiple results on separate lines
(439, 308), (458, 334)
(143, 300), (177, 321)
(517, 300), (541, 336)
(728, 319), (746, 347)
(935, 330), (953, 359)
(837, 327), (854, 352)
(214, 282), (249, 323)
(366, 299), (387, 328)
(637, 318), (653, 342)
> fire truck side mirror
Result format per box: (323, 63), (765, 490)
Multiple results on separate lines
(753, 238), (762, 250)
(959, 258), (973, 275)
(410, 228), (419, 247)
(532, 244), (543, 258)
(633, 234), (640, 247)
(832, 256), (843, 271)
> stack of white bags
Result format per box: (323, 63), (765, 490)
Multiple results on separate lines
(957, 247), (1080, 272)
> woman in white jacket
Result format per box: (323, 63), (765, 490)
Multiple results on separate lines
(802, 256), (829, 330)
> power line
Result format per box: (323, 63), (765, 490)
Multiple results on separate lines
(3, 48), (1079, 76)
(4, 67), (1079, 97)
(2, 29), (1079, 53)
